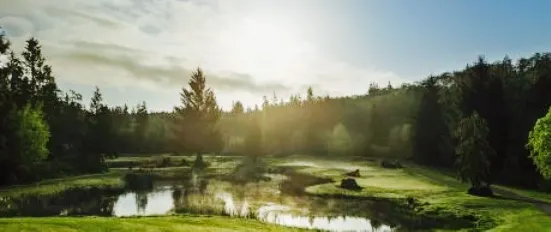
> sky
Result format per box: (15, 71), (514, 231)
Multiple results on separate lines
(1, 0), (551, 111)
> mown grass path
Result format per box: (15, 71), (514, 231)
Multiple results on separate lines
(493, 186), (551, 217)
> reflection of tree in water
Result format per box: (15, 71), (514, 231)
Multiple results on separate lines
(308, 215), (315, 226)
(0, 188), (120, 217)
(172, 186), (183, 209)
(371, 219), (382, 232)
(135, 191), (148, 213)
(301, 197), (396, 228)
(199, 179), (208, 193)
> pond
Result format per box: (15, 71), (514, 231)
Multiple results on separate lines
(0, 172), (399, 232)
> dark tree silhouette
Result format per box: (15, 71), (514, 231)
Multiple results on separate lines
(174, 68), (221, 162)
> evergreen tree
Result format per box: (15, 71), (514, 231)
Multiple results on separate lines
(244, 116), (262, 157)
(174, 68), (221, 160)
(135, 101), (148, 152)
(368, 104), (388, 146)
(456, 57), (508, 183)
(413, 76), (452, 166)
(84, 87), (113, 172)
(231, 101), (244, 114)
(454, 112), (494, 191)
(306, 86), (314, 103)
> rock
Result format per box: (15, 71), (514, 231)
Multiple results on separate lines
(340, 178), (361, 190)
(346, 169), (361, 177)
(467, 186), (493, 197)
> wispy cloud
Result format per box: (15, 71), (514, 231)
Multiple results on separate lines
(0, 0), (407, 109)
(58, 44), (288, 93)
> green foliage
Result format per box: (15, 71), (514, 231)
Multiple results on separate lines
(527, 106), (551, 179)
(3, 29), (551, 198)
(413, 76), (453, 166)
(454, 112), (494, 188)
(329, 123), (353, 155)
(192, 154), (208, 170)
(243, 116), (262, 157)
(231, 101), (244, 114)
(9, 104), (50, 164)
(174, 68), (221, 155)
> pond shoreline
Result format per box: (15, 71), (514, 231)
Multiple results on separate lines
(1, 155), (550, 231)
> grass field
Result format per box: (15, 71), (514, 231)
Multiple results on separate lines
(0, 216), (308, 232)
(1, 154), (242, 198)
(0, 171), (125, 198)
(1, 154), (551, 231)
(273, 156), (551, 231)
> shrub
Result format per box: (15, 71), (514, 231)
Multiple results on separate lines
(340, 178), (361, 190)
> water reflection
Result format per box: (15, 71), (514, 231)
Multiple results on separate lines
(0, 174), (396, 231)
(113, 186), (174, 216)
(0, 188), (119, 217)
(262, 213), (391, 232)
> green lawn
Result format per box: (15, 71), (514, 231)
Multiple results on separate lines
(2, 155), (550, 231)
(0, 216), (308, 232)
(0, 171), (124, 198)
(106, 154), (242, 171)
(274, 156), (551, 231)
(0, 155), (242, 198)
(493, 185), (551, 204)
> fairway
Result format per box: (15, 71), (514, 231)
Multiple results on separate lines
(277, 156), (551, 231)
(0, 216), (308, 232)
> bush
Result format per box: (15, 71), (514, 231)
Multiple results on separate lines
(340, 178), (361, 190)
(192, 154), (208, 170)
(346, 169), (361, 177)
(160, 157), (171, 167)
(180, 158), (190, 167)
(467, 186), (493, 197)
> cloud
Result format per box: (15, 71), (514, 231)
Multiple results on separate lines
(43, 8), (121, 28)
(0, 16), (36, 38)
(56, 42), (288, 93)
(0, 0), (407, 109)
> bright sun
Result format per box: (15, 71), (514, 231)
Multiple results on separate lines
(218, 17), (308, 81)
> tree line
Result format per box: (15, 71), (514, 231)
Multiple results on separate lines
(216, 56), (551, 191)
(0, 36), (170, 185)
(3, 33), (551, 192)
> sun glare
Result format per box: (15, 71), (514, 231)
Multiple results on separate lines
(218, 17), (308, 80)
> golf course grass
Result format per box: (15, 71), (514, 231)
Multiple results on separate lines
(1, 154), (550, 231)
(0, 216), (308, 232)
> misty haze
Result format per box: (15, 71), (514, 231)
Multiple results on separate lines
(1, 1), (551, 232)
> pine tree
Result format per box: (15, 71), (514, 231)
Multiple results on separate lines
(306, 86), (314, 103)
(231, 101), (244, 114)
(84, 87), (113, 172)
(174, 68), (221, 163)
(244, 115), (262, 158)
(454, 112), (494, 193)
(135, 101), (148, 152)
(413, 76), (452, 166)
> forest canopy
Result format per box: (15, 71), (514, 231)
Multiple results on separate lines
(2, 34), (551, 191)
